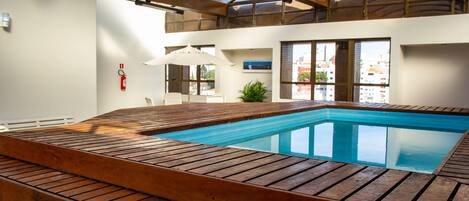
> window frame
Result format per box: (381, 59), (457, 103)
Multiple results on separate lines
(164, 45), (216, 95)
(352, 39), (391, 103)
(280, 38), (391, 102)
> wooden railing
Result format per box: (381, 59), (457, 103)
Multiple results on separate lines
(165, 0), (469, 33)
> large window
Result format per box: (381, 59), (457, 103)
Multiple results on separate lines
(280, 42), (312, 100)
(314, 42), (337, 101)
(353, 41), (390, 103)
(165, 46), (216, 95)
(281, 39), (390, 103)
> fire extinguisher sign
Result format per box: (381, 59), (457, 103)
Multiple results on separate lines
(118, 64), (126, 91)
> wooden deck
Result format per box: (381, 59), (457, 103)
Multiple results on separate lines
(1, 101), (469, 201)
(0, 155), (167, 201)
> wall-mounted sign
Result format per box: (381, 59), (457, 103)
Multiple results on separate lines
(243, 61), (272, 72)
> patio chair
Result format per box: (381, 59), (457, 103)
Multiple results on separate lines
(164, 93), (182, 105)
(145, 97), (155, 106)
(0, 125), (9, 132)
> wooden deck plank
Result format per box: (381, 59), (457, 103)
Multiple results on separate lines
(0, 159), (21, 166)
(59, 182), (109, 197)
(188, 152), (274, 175)
(441, 167), (469, 174)
(0, 161), (31, 169)
(156, 149), (249, 167)
(269, 161), (343, 191)
(70, 186), (121, 200)
(248, 159), (326, 186)
(0, 161), (28, 170)
(18, 171), (63, 183)
(292, 164), (366, 195)
(142, 146), (228, 164)
(85, 189), (134, 201)
(381, 173), (434, 201)
(104, 141), (182, 156)
(0, 175), (75, 201)
(47, 179), (97, 193)
(439, 171), (469, 179)
(204, 154), (286, 178)
(53, 136), (124, 146)
(83, 138), (162, 152)
(37, 177), (86, 189)
(27, 174), (75, 186)
(30, 133), (91, 141)
(346, 170), (409, 201)
(118, 143), (202, 159)
(26, 134), (88, 143)
(9, 169), (53, 180)
(42, 136), (104, 145)
(319, 167), (386, 200)
(113, 193), (151, 201)
(93, 140), (171, 154)
(70, 137), (149, 150)
(0, 164), (36, 174)
(140, 197), (169, 201)
(417, 176), (458, 201)
(168, 150), (257, 171)
(453, 184), (469, 201)
(226, 157), (306, 182)
(61, 137), (131, 148)
(447, 160), (469, 166)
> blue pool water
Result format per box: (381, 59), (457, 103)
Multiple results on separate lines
(155, 109), (469, 173)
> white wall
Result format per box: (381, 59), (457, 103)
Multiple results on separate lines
(3, 1), (466, 123)
(97, 0), (166, 114)
(400, 44), (469, 108)
(0, 0), (97, 122)
(221, 49), (273, 102)
(164, 14), (469, 107)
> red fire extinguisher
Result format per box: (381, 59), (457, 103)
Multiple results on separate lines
(118, 64), (126, 91)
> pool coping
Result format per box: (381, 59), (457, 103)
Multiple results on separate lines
(1, 101), (469, 200)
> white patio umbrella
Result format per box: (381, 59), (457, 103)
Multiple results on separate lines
(144, 44), (232, 66)
(144, 44), (232, 103)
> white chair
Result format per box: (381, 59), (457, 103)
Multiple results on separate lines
(145, 97), (155, 106)
(189, 95), (224, 103)
(164, 93), (183, 105)
(0, 125), (9, 132)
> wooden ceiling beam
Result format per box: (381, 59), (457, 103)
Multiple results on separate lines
(149, 0), (228, 16)
(296, 0), (329, 8)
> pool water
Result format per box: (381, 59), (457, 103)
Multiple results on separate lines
(155, 109), (469, 174)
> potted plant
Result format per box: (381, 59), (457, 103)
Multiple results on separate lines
(239, 81), (268, 102)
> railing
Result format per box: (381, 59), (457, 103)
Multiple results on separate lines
(166, 0), (469, 33)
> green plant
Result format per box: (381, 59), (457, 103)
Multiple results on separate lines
(239, 81), (268, 102)
(298, 72), (311, 82)
(297, 71), (327, 82)
(201, 65), (215, 80)
(315, 71), (328, 82)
